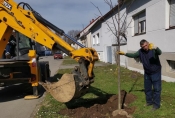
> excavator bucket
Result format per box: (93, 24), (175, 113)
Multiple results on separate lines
(40, 73), (89, 103)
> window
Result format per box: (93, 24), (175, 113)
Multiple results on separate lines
(92, 35), (96, 46)
(18, 33), (32, 49)
(133, 10), (146, 35)
(139, 20), (146, 33)
(169, 0), (175, 27)
(92, 33), (100, 46)
(96, 33), (100, 46)
(168, 60), (175, 72)
(98, 53), (100, 59)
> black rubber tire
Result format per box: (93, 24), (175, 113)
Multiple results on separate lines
(33, 86), (38, 96)
(39, 61), (50, 82)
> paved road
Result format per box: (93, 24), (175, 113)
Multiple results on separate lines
(0, 56), (63, 118)
(40, 56), (63, 76)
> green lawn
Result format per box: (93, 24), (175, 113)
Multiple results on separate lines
(61, 59), (78, 65)
(35, 65), (175, 118)
(62, 58), (100, 65)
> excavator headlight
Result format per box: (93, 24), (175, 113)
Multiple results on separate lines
(31, 58), (37, 67)
(31, 74), (36, 81)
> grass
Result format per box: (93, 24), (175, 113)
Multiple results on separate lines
(35, 65), (175, 118)
(62, 58), (101, 65)
(61, 58), (78, 65)
(63, 56), (71, 59)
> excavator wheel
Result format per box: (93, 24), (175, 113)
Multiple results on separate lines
(39, 61), (50, 82)
(24, 61), (50, 100)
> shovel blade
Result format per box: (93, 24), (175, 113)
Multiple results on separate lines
(41, 73), (89, 103)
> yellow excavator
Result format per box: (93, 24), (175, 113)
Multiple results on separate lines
(0, 0), (99, 102)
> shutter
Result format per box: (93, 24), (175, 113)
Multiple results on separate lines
(170, 0), (175, 27)
(134, 16), (138, 34)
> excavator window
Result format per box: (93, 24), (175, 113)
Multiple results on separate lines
(18, 33), (32, 49)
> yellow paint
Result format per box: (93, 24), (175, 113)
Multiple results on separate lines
(0, 0), (99, 96)
(10, 73), (13, 79)
(24, 95), (39, 99)
(28, 50), (36, 58)
(0, 0), (3, 4)
(27, 51), (39, 87)
(0, 22), (13, 57)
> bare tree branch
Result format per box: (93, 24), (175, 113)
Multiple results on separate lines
(110, 0), (120, 26)
(120, 0), (136, 31)
(91, 2), (117, 37)
(104, 0), (113, 8)
(106, 20), (114, 25)
(92, 0), (136, 111)
(104, 0), (120, 33)
(94, 13), (101, 18)
(91, 2), (103, 16)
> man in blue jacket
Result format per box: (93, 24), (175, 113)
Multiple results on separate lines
(118, 39), (162, 111)
(3, 32), (16, 59)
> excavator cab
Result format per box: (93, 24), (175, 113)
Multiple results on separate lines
(0, 31), (41, 97)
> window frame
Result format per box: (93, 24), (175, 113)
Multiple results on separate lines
(169, 0), (175, 29)
(92, 35), (96, 46)
(96, 33), (100, 46)
(133, 10), (146, 36)
(169, 60), (175, 71)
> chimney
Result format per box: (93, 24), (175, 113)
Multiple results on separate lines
(90, 19), (95, 24)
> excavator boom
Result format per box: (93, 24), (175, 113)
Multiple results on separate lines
(0, 0), (99, 102)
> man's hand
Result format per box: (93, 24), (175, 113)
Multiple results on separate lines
(149, 43), (157, 50)
(5, 52), (11, 59)
(117, 51), (125, 55)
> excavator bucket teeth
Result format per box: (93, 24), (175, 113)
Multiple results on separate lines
(40, 73), (89, 103)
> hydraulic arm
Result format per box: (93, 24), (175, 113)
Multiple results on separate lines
(0, 0), (99, 102)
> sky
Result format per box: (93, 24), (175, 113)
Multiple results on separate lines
(14, 0), (117, 33)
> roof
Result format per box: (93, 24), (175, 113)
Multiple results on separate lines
(89, 0), (127, 31)
(79, 30), (90, 40)
(76, 16), (101, 37)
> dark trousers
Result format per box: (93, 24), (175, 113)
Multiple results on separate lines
(144, 70), (161, 108)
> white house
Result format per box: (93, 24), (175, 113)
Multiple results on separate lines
(125, 0), (175, 81)
(89, 4), (127, 64)
(86, 0), (175, 81)
(75, 17), (101, 49)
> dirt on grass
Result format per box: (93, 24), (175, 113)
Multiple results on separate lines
(59, 90), (137, 118)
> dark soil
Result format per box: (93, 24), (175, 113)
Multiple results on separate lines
(59, 90), (137, 118)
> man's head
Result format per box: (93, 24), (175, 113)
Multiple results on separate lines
(140, 39), (149, 51)
(12, 30), (16, 36)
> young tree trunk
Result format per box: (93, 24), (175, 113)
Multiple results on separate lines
(92, 0), (135, 111)
(117, 0), (121, 110)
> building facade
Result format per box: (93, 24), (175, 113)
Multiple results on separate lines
(125, 0), (175, 81)
(90, 4), (127, 64)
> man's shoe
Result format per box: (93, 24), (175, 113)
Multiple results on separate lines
(144, 103), (153, 106)
(151, 106), (159, 111)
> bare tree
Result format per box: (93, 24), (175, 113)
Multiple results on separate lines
(65, 30), (80, 44)
(92, 0), (135, 112)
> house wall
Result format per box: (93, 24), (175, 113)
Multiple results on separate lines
(91, 6), (128, 64)
(77, 17), (101, 48)
(127, 0), (175, 81)
(86, 32), (92, 48)
(91, 23), (104, 61)
(112, 45), (128, 65)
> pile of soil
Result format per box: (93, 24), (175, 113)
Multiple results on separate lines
(59, 90), (137, 118)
